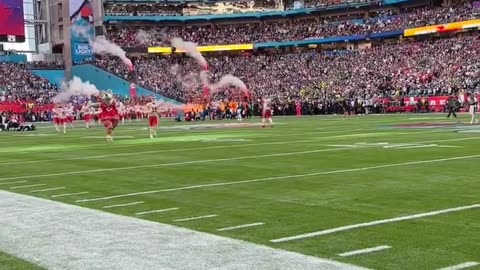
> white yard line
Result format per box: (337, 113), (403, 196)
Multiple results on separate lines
(0, 191), (367, 270)
(0, 147), (360, 182)
(174, 215), (218, 222)
(10, 184), (46, 190)
(51, 191), (89, 198)
(217, 222), (265, 232)
(2, 135), (476, 184)
(436, 262), (480, 270)
(0, 180), (27, 186)
(77, 154), (480, 203)
(270, 204), (480, 243)
(0, 129), (379, 166)
(338, 246), (391, 257)
(135, 208), (179, 215)
(102, 201), (144, 209)
(29, 187), (66, 193)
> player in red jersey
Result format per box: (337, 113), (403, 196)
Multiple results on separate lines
(52, 104), (66, 133)
(261, 97), (273, 128)
(91, 91), (120, 142)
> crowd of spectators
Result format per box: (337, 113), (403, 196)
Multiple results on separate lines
(94, 34), (480, 107)
(105, 1), (478, 47)
(0, 63), (58, 103)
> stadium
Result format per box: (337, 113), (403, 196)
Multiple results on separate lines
(0, 0), (479, 269)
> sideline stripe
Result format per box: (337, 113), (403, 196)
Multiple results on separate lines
(135, 208), (179, 215)
(217, 222), (265, 232)
(270, 204), (480, 243)
(0, 147), (360, 182)
(174, 215), (218, 222)
(338, 246), (391, 257)
(51, 191), (89, 198)
(0, 181), (27, 186)
(76, 154), (480, 203)
(436, 262), (479, 270)
(30, 187), (66, 193)
(10, 184), (46, 190)
(102, 201), (144, 209)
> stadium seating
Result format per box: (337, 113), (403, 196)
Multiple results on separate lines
(94, 35), (480, 106)
(105, 1), (477, 46)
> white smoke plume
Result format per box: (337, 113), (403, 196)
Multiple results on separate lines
(71, 24), (133, 71)
(53, 77), (100, 104)
(153, 100), (185, 111)
(199, 70), (210, 86)
(90, 36), (133, 71)
(210, 75), (248, 92)
(171, 37), (208, 69)
(135, 29), (150, 45)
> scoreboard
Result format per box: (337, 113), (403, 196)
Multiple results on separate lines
(0, 0), (26, 43)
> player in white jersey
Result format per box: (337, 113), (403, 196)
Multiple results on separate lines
(65, 104), (74, 129)
(467, 92), (479, 125)
(81, 103), (93, 128)
(52, 105), (66, 134)
(261, 98), (273, 128)
(145, 101), (161, 139)
(135, 105), (143, 122)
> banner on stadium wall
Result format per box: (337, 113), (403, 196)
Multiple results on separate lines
(148, 44), (253, 54)
(70, 0), (94, 64)
(404, 19), (480, 37)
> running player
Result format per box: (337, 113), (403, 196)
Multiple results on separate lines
(52, 104), (66, 133)
(65, 104), (74, 129)
(81, 102), (93, 128)
(146, 100), (161, 139)
(261, 97), (273, 128)
(91, 91), (120, 142)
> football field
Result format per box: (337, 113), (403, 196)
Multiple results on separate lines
(0, 115), (479, 270)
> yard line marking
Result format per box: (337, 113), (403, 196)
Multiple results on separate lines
(51, 191), (89, 198)
(436, 262), (479, 270)
(0, 190), (369, 270)
(0, 180), (27, 186)
(135, 208), (179, 215)
(270, 204), (480, 243)
(0, 147), (362, 182)
(338, 246), (391, 257)
(217, 222), (265, 231)
(0, 129), (381, 166)
(10, 184), (46, 189)
(76, 155), (480, 203)
(30, 187), (66, 193)
(174, 214), (217, 222)
(102, 201), (144, 209)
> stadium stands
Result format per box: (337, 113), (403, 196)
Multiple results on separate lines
(94, 35), (480, 105)
(0, 63), (58, 103)
(105, 1), (478, 47)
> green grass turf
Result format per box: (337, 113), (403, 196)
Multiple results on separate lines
(1, 114), (479, 270)
(0, 251), (44, 270)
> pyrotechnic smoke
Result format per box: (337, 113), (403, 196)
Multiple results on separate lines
(53, 77), (100, 104)
(170, 64), (183, 82)
(71, 24), (133, 71)
(154, 100), (184, 111)
(90, 36), (133, 71)
(210, 75), (248, 93)
(135, 29), (150, 45)
(171, 37), (208, 69)
(199, 70), (210, 86)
